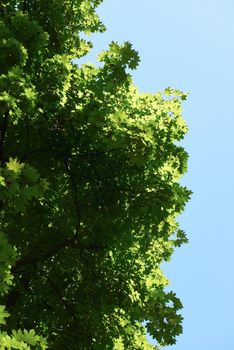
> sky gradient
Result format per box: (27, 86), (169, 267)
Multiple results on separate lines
(78, 1), (234, 348)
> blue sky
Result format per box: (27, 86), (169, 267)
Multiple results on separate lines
(79, 1), (234, 348)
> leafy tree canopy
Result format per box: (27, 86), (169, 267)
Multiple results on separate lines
(0, 1), (191, 349)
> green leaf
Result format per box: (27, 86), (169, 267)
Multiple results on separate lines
(6, 158), (24, 174)
(23, 165), (40, 183)
(0, 305), (9, 325)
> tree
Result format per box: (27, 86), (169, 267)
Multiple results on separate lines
(0, 1), (191, 349)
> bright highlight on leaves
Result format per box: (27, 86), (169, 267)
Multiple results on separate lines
(6, 157), (24, 174)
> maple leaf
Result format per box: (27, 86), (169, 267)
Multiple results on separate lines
(6, 158), (24, 174)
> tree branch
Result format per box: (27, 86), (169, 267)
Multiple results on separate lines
(11, 237), (104, 274)
(63, 158), (81, 235)
(47, 276), (78, 321)
(0, 112), (9, 163)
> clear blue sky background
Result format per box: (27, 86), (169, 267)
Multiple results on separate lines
(79, 1), (234, 349)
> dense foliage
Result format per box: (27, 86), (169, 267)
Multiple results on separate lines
(0, 1), (191, 349)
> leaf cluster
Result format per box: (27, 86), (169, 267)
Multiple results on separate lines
(0, 1), (191, 349)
